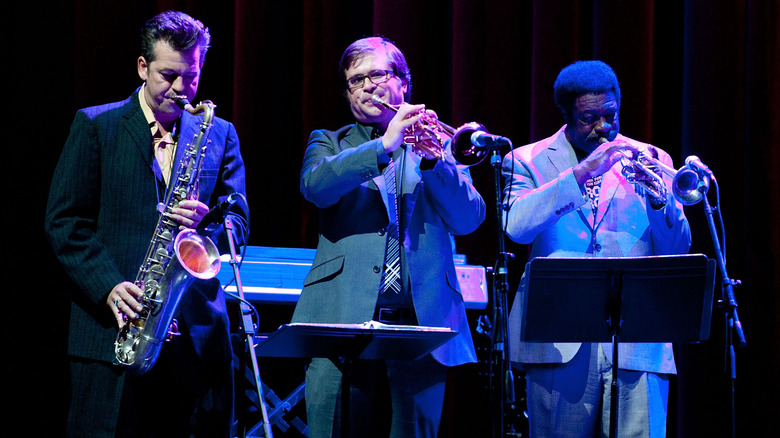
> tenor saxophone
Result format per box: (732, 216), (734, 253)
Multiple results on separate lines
(114, 96), (222, 375)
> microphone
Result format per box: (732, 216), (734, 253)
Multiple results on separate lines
(470, 131), (511, 148)
(685, 155), (713, 176)
(196, 193), (239, 235)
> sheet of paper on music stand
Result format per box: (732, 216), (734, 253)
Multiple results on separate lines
(255, 321), (458, 361)
(519, 254), (716, 343)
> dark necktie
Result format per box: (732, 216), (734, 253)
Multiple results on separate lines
(379, 157), (402, 295)
(154, 127), (175, 185)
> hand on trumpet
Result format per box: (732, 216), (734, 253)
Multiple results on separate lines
(372, 95), (446, 161)
(382, 101), (427, 155)
(622, 145), (663, 185)
(573, 139), (640, 186)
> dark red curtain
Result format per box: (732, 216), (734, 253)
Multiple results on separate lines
(16, 1), (778, 436)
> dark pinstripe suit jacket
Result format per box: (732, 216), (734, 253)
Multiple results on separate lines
(45, 88), (248, 365)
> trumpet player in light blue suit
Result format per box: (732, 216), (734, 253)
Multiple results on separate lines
(501, 60), (691, 438)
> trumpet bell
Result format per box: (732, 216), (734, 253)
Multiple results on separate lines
(452, 122), (489, 166)
(672, 168), (710, 205)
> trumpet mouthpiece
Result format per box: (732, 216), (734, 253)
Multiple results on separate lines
(371, 95), (397, 112)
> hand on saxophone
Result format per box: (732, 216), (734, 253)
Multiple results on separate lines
(108, 281), (144, 328)
(169, 199), (210, 230)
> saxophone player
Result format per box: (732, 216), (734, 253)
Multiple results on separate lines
(45, 11), (248, 438)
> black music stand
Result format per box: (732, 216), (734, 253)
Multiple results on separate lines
(255, 322), (457, 437)
(519, 254), (716, 438)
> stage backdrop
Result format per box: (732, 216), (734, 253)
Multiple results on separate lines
(14, 1), (778, 437)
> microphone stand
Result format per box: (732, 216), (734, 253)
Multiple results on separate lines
(697, 179), (745, 438)
(455, 131), (518, 436)
(487, 144), (517, 438)
(222, 217), (274, 438)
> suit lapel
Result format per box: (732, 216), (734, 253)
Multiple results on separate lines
(123, 93), (154, 170)
(371, 150), (422, 225)
(397, 149), (421, 230)
(594, 166), (621, 227)
(343, 123), (422, 229)
(341, 124), (388, 212)
(175, 111), (198, 170)
(373, 166), (391, 219)
(127, 92), (200, 188)
(544, 130), (597, 228)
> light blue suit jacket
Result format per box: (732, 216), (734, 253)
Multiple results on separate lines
(292, 122), (486, 366)
(502, 126), (691, 374)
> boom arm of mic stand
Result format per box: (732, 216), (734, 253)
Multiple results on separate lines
(224, 217), (274, 438)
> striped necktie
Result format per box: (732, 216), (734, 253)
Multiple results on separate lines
(379, 157), (402, 295)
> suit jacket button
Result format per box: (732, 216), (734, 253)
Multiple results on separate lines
(378, 228), (386, 236)
(373, 266), (381, 273)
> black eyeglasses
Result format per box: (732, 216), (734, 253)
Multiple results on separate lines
(346, 70), (395, 91)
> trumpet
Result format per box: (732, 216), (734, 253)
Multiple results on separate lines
(619, 148), (710, 206)
(371, 95), (490, 166)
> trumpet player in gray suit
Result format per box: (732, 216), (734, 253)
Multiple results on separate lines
(292, 36), (486, 438)
(502, 60), (691, 437)
(45, 11), (248, 438)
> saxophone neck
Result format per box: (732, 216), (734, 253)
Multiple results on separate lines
(172, 95), (215, 120)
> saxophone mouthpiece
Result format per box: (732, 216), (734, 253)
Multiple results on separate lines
(171, 95), (192, 110)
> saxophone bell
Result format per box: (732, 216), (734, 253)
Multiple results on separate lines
(114, 230), (221, 375)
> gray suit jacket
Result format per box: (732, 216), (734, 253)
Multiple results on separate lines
(292, 122), (486, 366)
(501, 126), (691, 374)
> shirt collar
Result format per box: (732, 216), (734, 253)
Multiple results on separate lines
(138, 83), (158, 135)
(139, 83), (180, 139)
